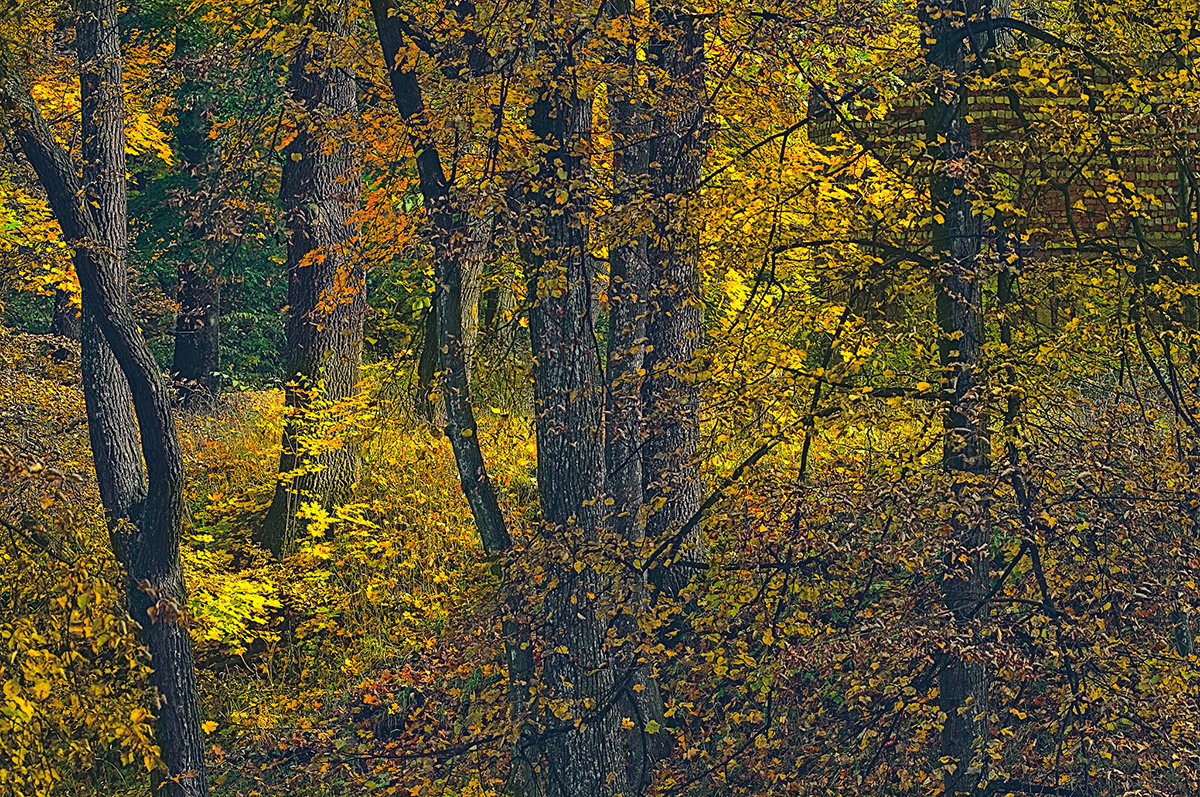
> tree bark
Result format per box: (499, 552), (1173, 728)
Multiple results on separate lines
(522, 32), (626, 797)
(172, 259), (221, 410)
(259, 3), (366, 557)
(641, 12), (706, 599)
(170, 26), (221, 411)
(51, 286), (81, 338)
(416, 214), (485, 424)
(415, 304), (445, 425)
(605, 10), (672, 784)
(922, 1), (992, 792)
(2, 4), (208, 793)
(460, 213), (488, 387)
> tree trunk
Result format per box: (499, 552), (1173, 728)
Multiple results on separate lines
(524, 36), (626, 797)
(172, 262), (221, 410)
(922, 1), (991, 792)
(415, 304), (445, 425)
(605, 12), (672, 784)
(416, 214), (485, 424)
(171, 26), (221, 411)
(259, 3), (366, 557)
(641, 12), (707, 599)
(371, 0), (534, 732)
(460, 213), (488, 387)
(496, 275), (517, 352)
(51, 286), (81, 338)
(3, 4), (208, 793)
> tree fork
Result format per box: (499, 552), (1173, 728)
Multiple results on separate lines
(2, 7), (208, 791)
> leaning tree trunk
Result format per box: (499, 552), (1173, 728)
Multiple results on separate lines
(259, 3), (366, 557)
(3, 4), (208, 793)
(170, 25), (221, 411)
(641, 12), (707, 599)
(370, 0), (527, 669)
(922, 0), (992, 793)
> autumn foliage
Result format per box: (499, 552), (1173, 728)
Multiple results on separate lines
(2, 0), (1200, 795)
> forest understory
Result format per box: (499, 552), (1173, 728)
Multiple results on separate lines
(4, 0), (1200, 795)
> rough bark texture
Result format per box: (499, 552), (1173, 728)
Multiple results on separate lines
(170, 27), (221, 411)
(495, 274), (517, 352)
(524, 38), (625, 797)
(259, 5), (366, 556)
(922, 1), (991, 792)
(416, 214), (486, 424)
(415, 304), (445, 424)
(3, 5), (208, 793)
(172, 259), (220, 409)
(460, 213), (488, 387)
(605, 12), (672, 784)
(642, 13), (706, 599)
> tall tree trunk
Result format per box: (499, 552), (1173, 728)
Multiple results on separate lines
(642, 12), (706, 598)
(605, 10), (671, 784)
(171, 26), (221, 411)
(922, 0), (991, 792)
(259, 4), (366, 556)
(523, 32), (626, 797)
(3, 4), (208, 793)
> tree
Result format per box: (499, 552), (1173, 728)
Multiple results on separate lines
(259, 0), (366, 556)
(170, 20), (222, 411)
(0, 0), (207, 793)
(518, 21), (629, 794)
(921, 0), (993, 791)
(641, 11), (707, 598)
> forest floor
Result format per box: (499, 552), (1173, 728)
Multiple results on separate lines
(0, 326), (530, 795)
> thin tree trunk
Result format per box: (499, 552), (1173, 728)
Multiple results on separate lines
(51, 286), (80, 338)
(922, 1), (991, 792)
(642, 12), (706, 599)
(415, 304), (445, 424)
(496, 275), (517, 352)
(171, 26), (221, 411)
(259, 3), (366, 556)
(370, 0), (535, 762)
(2, 5), (207, 792)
